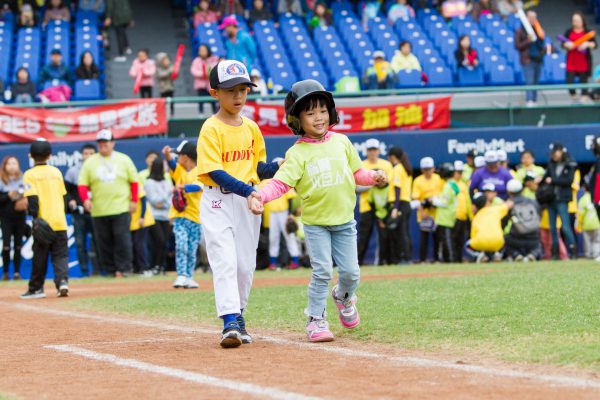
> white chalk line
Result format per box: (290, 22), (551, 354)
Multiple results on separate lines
(45, 344), (323, 400)
(5, 301), (600, 390)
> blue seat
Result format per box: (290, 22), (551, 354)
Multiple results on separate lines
(74, 79), (101, 100)
(45, 21), (71, 65)
(0, 23), (13, 82)
(425, 65), (453, 87)
(76, 9), (100, 26)
(396, 69), (422, 88)
(458, 67), (484, 86)
(15, 27), (41, 82)
(505, 13), (521, 31)
(542, 53), (566, 84)
(489, 64), (515, 85)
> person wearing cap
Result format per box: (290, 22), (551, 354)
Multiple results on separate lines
(505, 179), (542, 262)
(20, 139), (69, 299)
(473, 155), (485, 170)
(452, 160), (471, 261)
(469, 150), (513, 200)
(219, 15), (257, 72)
(462, 150), (477, 182)
(364, 51), (395, 90)
(197, 59), (279, 347)
(129, 49), (156, 99)
(576, 182), (600, 260)
(250, 69), (268, 96)
(496, 149), (510, 170)
(163, 141), (202, 288)
(155, 52), (175, 113)
(39, 48), (71, 87)
(412, 157), (445, 263)
(78, 129), (139, 278)
(64, 143), (100, 276)
(482, 182), (504, 206)
(542, 142), (578, 259)
(357, 138), (393, 266)
(388, 146), (413, 264)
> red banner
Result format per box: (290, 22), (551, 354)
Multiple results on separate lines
(0, 99), (167, 143)
(242, 96), (451, 135)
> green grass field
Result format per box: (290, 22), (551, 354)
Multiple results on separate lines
(64, 261), (600, 371)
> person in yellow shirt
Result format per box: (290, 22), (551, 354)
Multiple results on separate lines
(130, 183), (155, 277)
(388, 146), (413, 264)
(466, 193), (512, 263)
(357, 138), (393, 265)
(411, 157), (444, 263)
(452, 161), (471, 262)
(20, 139), (69, 299)
(163, 141), (202, 290)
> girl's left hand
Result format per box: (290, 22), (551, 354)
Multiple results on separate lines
(372, 170), (387, 184)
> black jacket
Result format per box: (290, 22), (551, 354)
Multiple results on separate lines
(543, 159), (578, 203)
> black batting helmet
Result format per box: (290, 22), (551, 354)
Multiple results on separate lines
(438, 162), (455, 180)
(284, 79), (339, 135)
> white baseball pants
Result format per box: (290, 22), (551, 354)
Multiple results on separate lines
(201, 186), (261, 316)
(269, 211), (300, 258)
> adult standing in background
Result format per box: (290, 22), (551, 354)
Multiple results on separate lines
(357, 139), (393, 266)
(105, 0), (133, 62)
(469, 151), (513, 199)
(78, 129), (139, 277)
(65, 143), (99, 276)
(562, 12), (597, 103)
(515, 10), (551, 107)
(219, 15), (257, 71)
(0, 156), (27, 281)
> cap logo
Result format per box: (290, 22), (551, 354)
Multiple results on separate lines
(218, 61), (249, 84)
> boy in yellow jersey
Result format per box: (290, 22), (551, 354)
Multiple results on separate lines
(20, 140), (69, 299)
(356, 138), (393, 265)
(388, 147), (413, 264)
(196, 60), (280, 348)
(452, 161), (471, 262)
(130, 183), (155, 277)
(411, 157), (444, 263)
(466, 193), (513, 263)
(163, 141), (202, 290)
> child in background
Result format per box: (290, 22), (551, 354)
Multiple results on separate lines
(433, 163), (459, 263)
(155, 52), (175, 114)
(257, 79), (387, 342)
(190, 44), (219, 113)
(129, 49), (156, 98)
(482, 182), (504, 206)
(130, 185), (155, 277)
(466, 192), (512, 263)
(20, 139), (69, 299)
(577, 183), (600, 260)
(250, 69), (269, 96)
(163, 142), (202, 289)
(412, 157), (444, 263)
(193, 0), (220, 28)
(369, 172), (392, 265)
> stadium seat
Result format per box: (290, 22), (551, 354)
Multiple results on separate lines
(458, 67), (484, 86)
(15, 27), (41, 83)
(45, 20), (71, 66)
(0, 20), (13, 82)
(74, 79), (102, 100)
(489, 64), (515, 85)
(75, 24), (101, 62)
(396, 69), (422, 88)
(425, 65), (453, 87)
(194, 22), (225, 57)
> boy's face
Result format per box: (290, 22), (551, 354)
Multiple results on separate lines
(484, 190), (497, 202)
(299, 104), (330, 138)
(210, 84), (250, 114)
(422, 168), (433, 178)
(82, 148), (95, 161)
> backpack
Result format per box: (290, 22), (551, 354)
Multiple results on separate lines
(510, 200), (540, 235)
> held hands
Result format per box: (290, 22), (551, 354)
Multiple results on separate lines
(247, 192), (264, 215)
(371, 170), (387, 185)
(129, 201), (137, 214)
(83, 199), (93, 213)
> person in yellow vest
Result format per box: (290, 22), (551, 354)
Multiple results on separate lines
(388, 146), (413, 264)
(163, 141), (202, 289)
(130, 183), (155, 277)
(566, 168), (581, 249)
(452, 161), (471, 262)
(357, 138), (393, 265)
(411, 156), (444, 263)
(577, 182), (600, 260)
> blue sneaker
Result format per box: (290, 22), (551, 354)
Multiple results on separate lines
(220, 322), (242, 348)
(236, 315), (252, 344)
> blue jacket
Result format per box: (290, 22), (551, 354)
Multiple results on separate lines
(40, 63), (71, 85)
(225, 31), (257, 71)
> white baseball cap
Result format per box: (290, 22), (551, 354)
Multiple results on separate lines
(496, 149), (508, 162)
(484, 150), (498, 164)
(482, 182), (496, 192)
(474, 156), (485, 168)
(454, 160), (465, 171)
(96, 129), (113, 142)
(420, 157), (434, 169)
(210, 59), (257, 89)
(373, 50), (386, 59)
(507, 179), (523, 193)
(365, 138), (380, 150)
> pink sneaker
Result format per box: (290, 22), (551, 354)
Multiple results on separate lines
(306, 318), (334, 342)
(332, 285), (360, 329)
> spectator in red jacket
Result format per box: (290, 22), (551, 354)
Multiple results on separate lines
(455, 35), (479, 69)
(562, 12), (597, 103)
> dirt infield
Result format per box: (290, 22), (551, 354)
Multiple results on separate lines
(1, 273), (599, 400)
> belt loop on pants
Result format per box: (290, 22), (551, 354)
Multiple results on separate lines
(208, 182), (255, 195)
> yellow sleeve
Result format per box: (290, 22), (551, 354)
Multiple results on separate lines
(499, 204), (509, 219)
(23, 171), (37, 197)
(412, 178), (421, 200)
(170, 163), (184, 183)
(196, 124), (223, 175)
(253, 124), (267, 164)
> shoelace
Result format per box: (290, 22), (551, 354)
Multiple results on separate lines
(236, 316), (247, 332)
(313, 319), (328, 329)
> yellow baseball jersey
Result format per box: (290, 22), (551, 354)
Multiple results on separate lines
(470, 204), (509, 252)
(391, 163), (412, 203)
(568, 169), (581, 214)
(359, 158), (393, 213)
(412, 173), (444, 221)
(196, 116), (266, 187)
(130, 188), (155, 231)
(169, 164), (202, 224)
(23, 164), (68, 231)
(455, 180), (472, 221)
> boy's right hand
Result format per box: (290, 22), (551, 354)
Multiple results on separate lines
(247, 192), (264, 215)
(162, 145), (172, 161)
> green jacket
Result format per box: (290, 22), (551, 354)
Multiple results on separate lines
(578, 192), (600, 231)
(106, 0), (132, 26)
(369, 185), (391, 221)
(434, 180), (459, 228)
